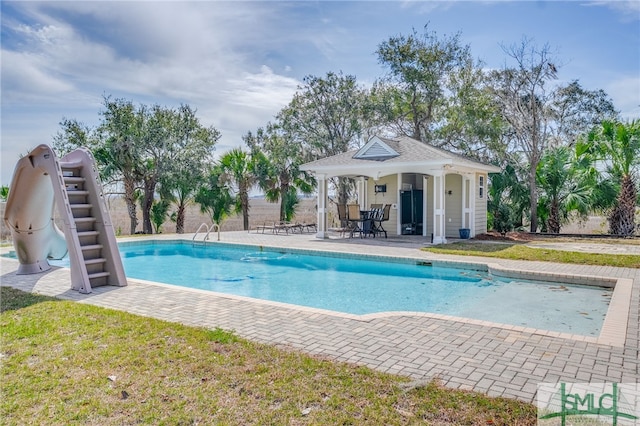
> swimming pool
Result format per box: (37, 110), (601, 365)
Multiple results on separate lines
(83, 240), (611, 337)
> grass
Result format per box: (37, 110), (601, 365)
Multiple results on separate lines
(1, 287), (536, 425)
(423, 241), (640, 268)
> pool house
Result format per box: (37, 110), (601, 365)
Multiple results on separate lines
(300, 135), (501, 243)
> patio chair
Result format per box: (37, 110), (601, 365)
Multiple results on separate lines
(370, 203), (382, 210)
(371, 204), (391, 238)
(348, 204), (371, 238)
(255, 221), (278, 234)
(336, 204), (351, 237)
(300, 222), (317, 233)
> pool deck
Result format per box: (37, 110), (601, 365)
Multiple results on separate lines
(1, 231), (638, 403)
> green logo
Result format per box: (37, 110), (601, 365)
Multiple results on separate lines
(539, 383), (639, 425)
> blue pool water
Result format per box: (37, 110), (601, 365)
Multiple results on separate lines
(44, 241), (611, 335)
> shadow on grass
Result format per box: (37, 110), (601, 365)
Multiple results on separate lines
(0, 286), (59, 313)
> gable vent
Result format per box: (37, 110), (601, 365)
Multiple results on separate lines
(353, 137), (399, 160)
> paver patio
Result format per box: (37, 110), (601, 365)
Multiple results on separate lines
(1, 231), (638, 403)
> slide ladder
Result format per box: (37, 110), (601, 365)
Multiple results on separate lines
(4, 144), (127, 294)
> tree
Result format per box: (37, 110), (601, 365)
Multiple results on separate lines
(548, 81), (617, 148)
(52, 118), (95, 157)
(434, 57), (507, 162)
(488, 164), (529, 234)
(375, 24), (474, 143)
(95, 97), (146, 235)
(536, 143), (593, 233)
(55, 97), (219, 235)
(278, 71), (367, 205)
(244, 125), (315, 222)
(591, 120), (640, 236)
(487, 37), (616, 233)
(195, 164), (235, 230)
(150, 199), (170, 234)
(153, 105), (219, 234)
(159, 155), (211, 234)
(489, 39), (559, 233)
(219, 148), (257, 231)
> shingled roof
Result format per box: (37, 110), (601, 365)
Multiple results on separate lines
(300, 135), (500, 178)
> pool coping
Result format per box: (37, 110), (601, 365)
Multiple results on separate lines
(2, 233), (638, 403)
(115, 238), (630, 348)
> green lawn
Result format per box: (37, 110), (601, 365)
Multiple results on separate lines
(1, 287), (536, 425)
(423, 241), (640, 268)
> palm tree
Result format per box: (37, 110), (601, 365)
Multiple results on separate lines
(244, 126), (315, 222)
(194, 164), (234, 231)
(536, 143), (593, 233)
(488, 164), (528, 234)
(592, 120), (640, 236)
(219, 148), (257, 231)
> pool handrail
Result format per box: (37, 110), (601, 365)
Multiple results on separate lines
(193, 223), (221, 245)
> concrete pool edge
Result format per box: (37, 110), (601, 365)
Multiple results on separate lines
(107, 238), (630, 347)
(486, 263), (628, 347)
(1, 238), (629, 347)
(1, 235), (638, 403)
(124, 271), (625, 348)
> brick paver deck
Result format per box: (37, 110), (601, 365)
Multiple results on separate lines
(1, 231), (638, 402)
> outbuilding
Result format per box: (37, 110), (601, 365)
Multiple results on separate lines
(300, 135), (501, 243)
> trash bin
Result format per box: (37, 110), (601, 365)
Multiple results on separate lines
(459, 228), (470, 239)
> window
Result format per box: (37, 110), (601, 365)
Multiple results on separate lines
(479, 176), (484, 199)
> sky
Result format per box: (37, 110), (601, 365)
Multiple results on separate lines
(1, 0), (639, 185)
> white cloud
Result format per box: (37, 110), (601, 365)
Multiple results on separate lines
(585, 0), (640, 20)
(225, 66), (299, 109)
(1, 2), (310, 182)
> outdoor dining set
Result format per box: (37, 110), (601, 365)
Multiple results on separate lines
(337, 203), (391, 238)
(252, 203), (391, 238)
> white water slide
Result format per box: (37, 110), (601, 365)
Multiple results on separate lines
(3, 144), (127, 293)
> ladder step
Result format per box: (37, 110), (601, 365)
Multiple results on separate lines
(78, 231), (99, 237)
(88, 272), (110, 280)
(84, 258), (107, 265)
(61, 160), (84, 169)
(81, 244), (103, 251)
(74, 217), (97, 223)
(64, 176), (86, 184)
(67, 189), (89, 195)
(70, 203), (92, 209)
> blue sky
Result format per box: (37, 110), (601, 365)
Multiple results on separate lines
(2, 1), (639, 185)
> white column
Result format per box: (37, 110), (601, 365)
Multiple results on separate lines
(314, 174), (329, 239)
(396, 173), (403, 235)
(422, 175), (428, 237)
(432, 172), (446, 244)
(462, 176), (470, 229)
(469, 175), (476, 237)
(357, 177), (367, 208)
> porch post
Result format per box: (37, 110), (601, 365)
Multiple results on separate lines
(422, 175), (428, 237)
(357, 177), (367, 208)
(314, 174), (329, 239)
(432, 171), (447, 244)
(396, 173), (403, 235)
(469, 175), (476, 237)
(462, 176), (471, 230)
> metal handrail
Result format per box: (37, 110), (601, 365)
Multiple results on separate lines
(192, 223), (210, 245)
(192, 222), (221, 245)
(206, 223), (220, 241)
